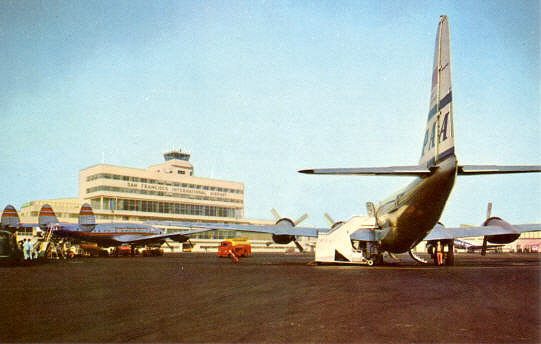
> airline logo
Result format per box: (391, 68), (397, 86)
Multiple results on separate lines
(421, 111), (451, 156)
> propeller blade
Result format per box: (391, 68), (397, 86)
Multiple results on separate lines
(481, 236), (488, 256)
(294, 213), (309, 226)
(486, 202), (492, 219)
(293, 239), (304, 252)
(323, 213), (334, 226)
(270, 208), (281, 221)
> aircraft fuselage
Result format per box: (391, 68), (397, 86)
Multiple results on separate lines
(52, 223), (160, 247)
(377, 156), (457, 253)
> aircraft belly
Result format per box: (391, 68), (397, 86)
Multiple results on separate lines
(379, 157), (457, 253)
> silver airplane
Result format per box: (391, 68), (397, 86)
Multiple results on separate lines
(147, 15), (541, 265)
(1, 203), (212, 257)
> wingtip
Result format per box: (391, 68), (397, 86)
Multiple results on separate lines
(298, 169), (314, 174)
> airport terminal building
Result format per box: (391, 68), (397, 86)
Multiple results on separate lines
(80, 149), (244, 223)
(19, 149), (274, 244)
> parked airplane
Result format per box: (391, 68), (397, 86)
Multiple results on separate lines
(146, 15), (541, 266)
(1, 203), (212, 255)
(453, 239), (503, 254)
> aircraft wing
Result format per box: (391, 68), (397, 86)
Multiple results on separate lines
(113, 228), (215, 245)
(145, 221), (325, 238)
(0, 223), (36, 233)
(298, 165), (433, 176)
(457, 165), (541, 175)
(424, 223), (541, 241)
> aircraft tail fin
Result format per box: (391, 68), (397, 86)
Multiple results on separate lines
(419, 15), (455, 168)
(39, 204), (59, 230)
(78, 203), (96, 232)
(1, 205), (21, 228)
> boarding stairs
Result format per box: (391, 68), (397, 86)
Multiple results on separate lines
(315, 215), (380, 265)
(34, 224), (65, 259)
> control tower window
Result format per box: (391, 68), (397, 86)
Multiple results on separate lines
(164, 149), (190, 162)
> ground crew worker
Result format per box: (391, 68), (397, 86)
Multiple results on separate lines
(22, 240), (27, 260)
(436, 241), (443, 265)
(23, 239), (30, 260)
(28, 239), (34, 261)
(32, 242), (38, 259)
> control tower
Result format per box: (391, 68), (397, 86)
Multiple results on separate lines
(149, 148), (194, 175)
(163, 148), (191, 162)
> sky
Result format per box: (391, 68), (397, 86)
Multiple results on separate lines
(1, 0), (539, 228)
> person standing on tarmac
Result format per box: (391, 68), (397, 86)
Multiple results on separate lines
(19, 240), (25, 259)
(23, 239), (30, 260)
(26, 239), (34, 261)
(436, 241), (443, 265)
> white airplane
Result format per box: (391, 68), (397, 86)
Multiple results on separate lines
(149, 15), (541, 266)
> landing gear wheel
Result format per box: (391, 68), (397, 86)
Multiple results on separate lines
(366, 259), (374, 266)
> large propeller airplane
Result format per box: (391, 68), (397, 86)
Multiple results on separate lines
(2, 16), (539, 266)
(1, 203), (212, 256)
(143, 15), (541, 266)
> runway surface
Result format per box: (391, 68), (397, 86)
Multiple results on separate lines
(1, 253), (539, 343)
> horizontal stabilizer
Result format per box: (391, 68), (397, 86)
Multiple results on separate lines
(298, 165), (433, 176)
(457, 165), (541, 175)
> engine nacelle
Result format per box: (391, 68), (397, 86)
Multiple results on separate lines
(483, 217), (520, 244)
(330, 221), (345, 230)
(271, 218), (296, 244)
(272, 234), (296, 244)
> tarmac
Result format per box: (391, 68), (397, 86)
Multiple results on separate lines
(0, 252), (539, 343)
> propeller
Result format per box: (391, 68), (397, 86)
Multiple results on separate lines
(294, 213), (309, 226)
(270, 209), (309, 226)
(293, 240), (304, 252)
(271, 208), (281, 221)
(323, 213), (344, 230)
(270, 209), (309, 252)
(323, 213), (335, 226)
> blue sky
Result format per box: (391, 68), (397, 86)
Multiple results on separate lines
(1, 0), (539, 227)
